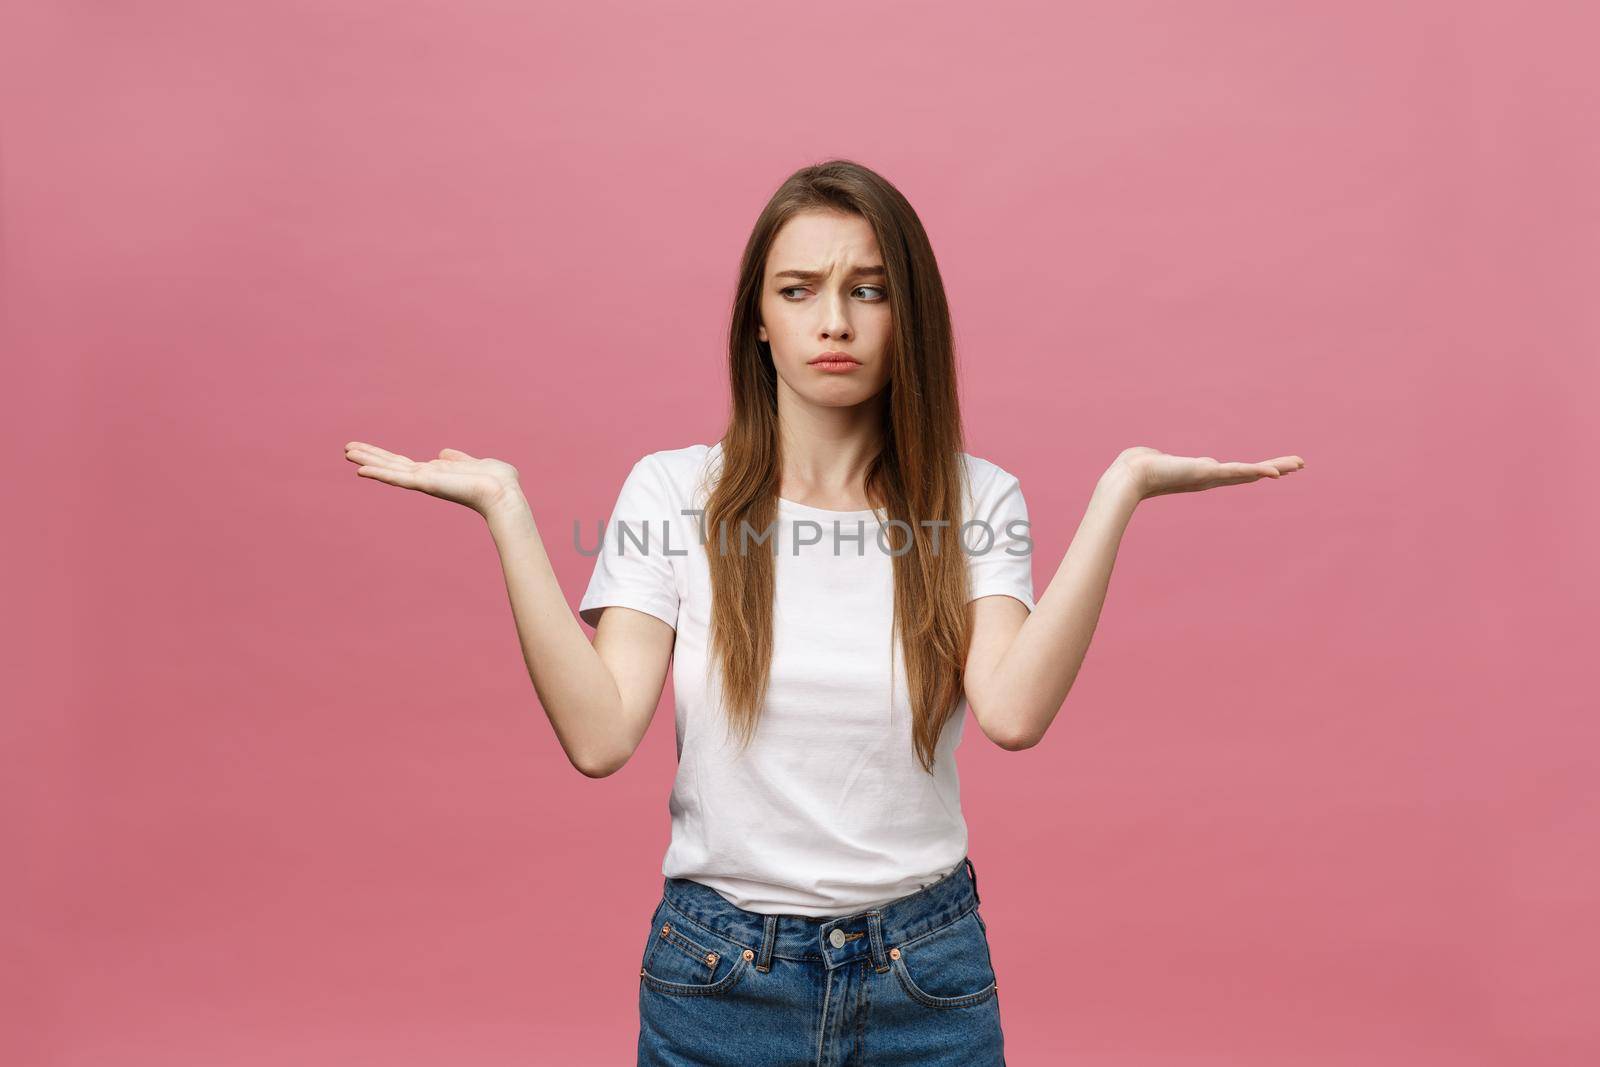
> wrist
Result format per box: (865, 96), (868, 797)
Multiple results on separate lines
(482, 484), (533, 529)
(1096, 462), (1146, 507)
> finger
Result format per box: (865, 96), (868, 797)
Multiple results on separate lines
(355, 464), (427, 490)
(439, 448), (477, 461)
(344, 447), (388, 467)
(1215, 462), (1271, 480)
(345, 442), (416, 465)
(1256, 458), (1302, 476)
(1226, 460), (1281, 479)
(344, 447), (412, 470)
(345, 446), (409, 470)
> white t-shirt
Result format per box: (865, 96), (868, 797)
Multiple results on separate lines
(578, 441), (1035, 916)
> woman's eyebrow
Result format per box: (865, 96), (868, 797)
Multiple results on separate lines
(773, 266), (887, 281)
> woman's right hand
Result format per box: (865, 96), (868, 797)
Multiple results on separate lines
(344, 441), (525, 518)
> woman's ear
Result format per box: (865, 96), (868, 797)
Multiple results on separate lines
(758, 323), (768, 342)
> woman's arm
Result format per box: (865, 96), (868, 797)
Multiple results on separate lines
(964, 447), (1305, 751)
(345, 442), (671, 778)
(485, 492), (673, 777)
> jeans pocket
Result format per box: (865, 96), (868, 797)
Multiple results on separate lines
(890, 907), (998, 1009)
(639, 899), (753, 997)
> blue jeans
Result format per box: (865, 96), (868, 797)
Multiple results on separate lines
(637, 855), (1005, 1066)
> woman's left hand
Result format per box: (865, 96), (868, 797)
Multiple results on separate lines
(1111, 446), (1305, 500)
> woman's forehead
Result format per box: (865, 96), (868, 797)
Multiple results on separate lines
(768, 213), (882, 275)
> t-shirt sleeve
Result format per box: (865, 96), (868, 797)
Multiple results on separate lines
(965, 467), (1036, 612)
(578, 455), (681, 631)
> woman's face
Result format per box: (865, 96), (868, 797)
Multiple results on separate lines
(758, 210), (893, 409)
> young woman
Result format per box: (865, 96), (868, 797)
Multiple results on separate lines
(343, 159), (1304, 1065)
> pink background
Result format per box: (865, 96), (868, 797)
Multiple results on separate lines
(5, 2), (1596, 1064)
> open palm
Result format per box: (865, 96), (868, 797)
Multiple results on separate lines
(344, 441), (522, 516)
(1117, 446), (1306, 499)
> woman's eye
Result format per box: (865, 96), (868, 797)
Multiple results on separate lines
(778, 286), (887, 301)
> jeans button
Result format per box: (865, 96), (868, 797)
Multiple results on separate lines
(829, 928), (846, 948)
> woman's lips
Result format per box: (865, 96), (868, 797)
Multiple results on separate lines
(810, 358), (862, 373)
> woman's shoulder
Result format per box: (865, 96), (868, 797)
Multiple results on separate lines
(958, 450), (1022, 496)
(629, 442), (720, 506)
(635, 441), (716, 476)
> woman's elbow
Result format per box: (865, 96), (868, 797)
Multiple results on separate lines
(572, 746), (630, 778)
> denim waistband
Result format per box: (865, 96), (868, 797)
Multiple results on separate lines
(659, 855), (983, 974)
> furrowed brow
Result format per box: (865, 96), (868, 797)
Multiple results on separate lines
(773, 265), (887, 282)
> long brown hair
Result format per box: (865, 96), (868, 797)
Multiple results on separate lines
(701, 159), (973, 775)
